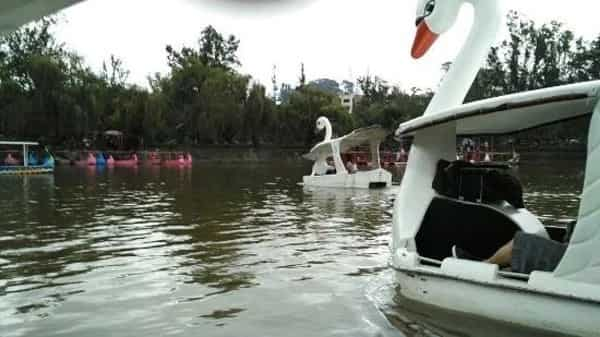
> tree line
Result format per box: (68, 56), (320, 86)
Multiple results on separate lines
(0, 19), (352, 149)
(0, 12), (598, 150)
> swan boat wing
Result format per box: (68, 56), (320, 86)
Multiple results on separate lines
(302, 126), (388, 161)
(396, 81), (600, 137)
(0, 0), (83, 35)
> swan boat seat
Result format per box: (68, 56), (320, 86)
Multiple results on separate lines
(401, 83), (599, 264)
(415, 158), (548, 262)
(416, 195), (547, 261)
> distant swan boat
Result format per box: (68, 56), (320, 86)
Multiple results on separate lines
(302, 116), (392, 189)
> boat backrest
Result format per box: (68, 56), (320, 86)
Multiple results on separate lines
(432, 160), (524, 208)
(416, 196), (520, 261)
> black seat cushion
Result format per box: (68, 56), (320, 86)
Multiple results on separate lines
(432, 160), (524, 209)
(416, 197), (520, 261)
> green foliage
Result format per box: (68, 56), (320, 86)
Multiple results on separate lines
(467, 10), (600, 101)
(463, 11), (600, 144)
(277, 85), (352, 146)
(0, 20), (351, 149)
(309, 78), (341, 95)
(1, 13), (598, 149)
(353, 75), (432, 137)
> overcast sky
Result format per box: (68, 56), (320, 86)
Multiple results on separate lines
(54, 0), (600, 92)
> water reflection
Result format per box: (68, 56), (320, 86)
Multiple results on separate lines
(377, 282), (571, 337)
(518, 160), (584, 225)
(0, 160), (586, 337)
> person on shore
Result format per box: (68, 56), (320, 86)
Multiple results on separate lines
(452, 221), (575, 274)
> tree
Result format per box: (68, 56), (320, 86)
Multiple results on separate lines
(298, 62), (306, 88)
(357, 75), (389, 105)
(309, 78), (341, 95)
(198, 25), (240, 69)
(277, 85), (351, 146)
(244, 83), (272, 147)
(101, 55), (130, 88)
(279, 83), (293, 104)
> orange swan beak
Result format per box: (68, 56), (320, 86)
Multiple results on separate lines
(411, 21), (439, 59)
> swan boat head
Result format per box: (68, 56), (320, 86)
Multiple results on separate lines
(412, 0), (462, 59)
(316, 116), (333, 141)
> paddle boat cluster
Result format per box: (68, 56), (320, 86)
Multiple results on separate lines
(72, 151), (193, 168)
(0, 141), (54, 175)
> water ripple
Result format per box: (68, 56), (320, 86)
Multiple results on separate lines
(0, 162), (584, 337)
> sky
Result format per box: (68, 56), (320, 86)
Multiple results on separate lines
(53, 0), (600, 92)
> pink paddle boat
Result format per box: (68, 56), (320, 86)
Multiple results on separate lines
(4, 153), (19, 165)
(144, 151), (161, 166)
(75, 152), (96, 166)
(164, 153), (185, 167)
(114, 153), (139, 167)
(164, 153), (192, 167)
(106, 155), (115, 167)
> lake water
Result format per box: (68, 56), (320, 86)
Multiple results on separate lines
(0, 160), (584, 337)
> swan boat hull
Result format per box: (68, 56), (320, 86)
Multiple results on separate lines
(113, 161), (138, 167)
(393, 254), (600, 337)
(302, 168), (392, 189)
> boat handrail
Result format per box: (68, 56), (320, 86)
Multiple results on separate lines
(498, 270), (530, 281)
(432, 195), (548, 238)
(419, 256), (443, 266)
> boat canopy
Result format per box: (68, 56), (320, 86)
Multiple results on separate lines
(0, 0), (82, 35)
(396, 81), (600, 137)
(303, 126), (388, 161)
(0, 141), (39, 146)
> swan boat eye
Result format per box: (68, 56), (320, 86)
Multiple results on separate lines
(424, 0), (435, 17)
(416, 0), (436, 26)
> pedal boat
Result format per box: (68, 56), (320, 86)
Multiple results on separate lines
(391, 1), (600, 335)
(163, 153), (192, 167)
(0, 141), (54, 175)
(393, 81), (600, 337)
(302, 116), (392, 189)
(113, 153), (139, 167)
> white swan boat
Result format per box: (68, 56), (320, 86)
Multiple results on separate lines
(391, 1), (600, 336)
(303, 117), (392, 189)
